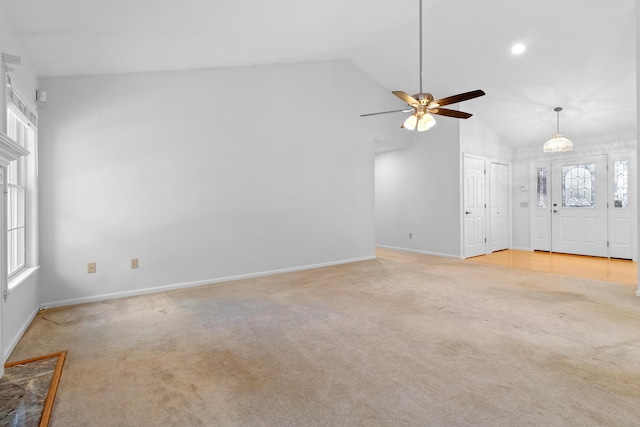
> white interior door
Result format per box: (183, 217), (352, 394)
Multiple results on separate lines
(551, 155), (608, 257)
(464, 156), (486, 258)
(490, 162), (509, 252)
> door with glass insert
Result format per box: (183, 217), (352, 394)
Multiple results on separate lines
(551, 155), (608, 257)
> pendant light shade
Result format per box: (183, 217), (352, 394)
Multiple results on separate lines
(543, 134), (573, 153)
(543, 107), (573, 153)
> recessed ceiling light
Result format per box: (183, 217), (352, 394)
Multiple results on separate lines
(511, 43), (526, 55)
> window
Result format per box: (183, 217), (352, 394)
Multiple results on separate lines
(5, 97), (37, 291)
(562, 163), (596, 208)
(2, 75), (38, 297)
(6, 110), (32, 278)
(613, 160), (628, 208)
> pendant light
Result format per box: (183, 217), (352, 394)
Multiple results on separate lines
(543, 107), (573, 153)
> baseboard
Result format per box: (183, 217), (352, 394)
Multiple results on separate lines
(511, 246), (532, 251)
(636, 289), (640, 298)
(40, 255), (376, 310)
(4, 305), (40, 362)
(376, 245), (462, 260)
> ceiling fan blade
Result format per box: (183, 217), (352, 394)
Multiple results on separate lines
(392, 91), (420, 107)
(430, 108), (473, 119)
(434, 90), (486, 107)
(360, 109), (413, 117)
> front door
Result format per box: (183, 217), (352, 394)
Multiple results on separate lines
(464, 155), (486, 258)
(551, 155), (608, 257)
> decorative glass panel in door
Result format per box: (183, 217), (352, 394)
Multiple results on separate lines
(561, 163), (595, 207)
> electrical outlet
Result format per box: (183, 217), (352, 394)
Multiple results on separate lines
(131, 258), (139, 269)
(88, 262), (96, 274)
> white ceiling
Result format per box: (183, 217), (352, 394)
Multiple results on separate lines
(0, 0), (636, 148)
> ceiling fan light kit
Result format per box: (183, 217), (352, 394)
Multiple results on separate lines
(543, 107), (573, 153)
(360, 0), (485, 131)
(403, 113), (436, 131)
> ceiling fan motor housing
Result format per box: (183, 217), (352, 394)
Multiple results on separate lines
(414, 93), (435, 103)
(412, 93), (439, 113)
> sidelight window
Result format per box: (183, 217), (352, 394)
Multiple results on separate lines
(613, 160), (628, 208)
(536, 167), (547, 208)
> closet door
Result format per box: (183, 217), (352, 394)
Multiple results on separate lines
(490, 162), (509, 252)
(463, 155), (486, 258)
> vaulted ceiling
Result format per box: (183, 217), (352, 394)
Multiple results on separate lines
(0, 0), (636, 148)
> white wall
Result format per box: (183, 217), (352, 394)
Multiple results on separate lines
(511, 159), (531, 250)
(375, 117), (462, 258)
(0, 10), (41, 362)
(3, 276), (39, 360)
(460, 115), (511, 162)
(0, 9), (38, 131)
(37, 60), (401, 306)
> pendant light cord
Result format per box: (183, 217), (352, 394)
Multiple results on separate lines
(555, 106), (562, 133)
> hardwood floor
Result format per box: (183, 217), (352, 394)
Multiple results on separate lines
(467, 250), (638, 285)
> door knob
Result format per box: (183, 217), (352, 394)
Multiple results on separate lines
(553, 209), (559, 214)
(465, 211), (472, 215)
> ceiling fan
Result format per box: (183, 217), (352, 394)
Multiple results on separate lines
(361, 0), (485, 131)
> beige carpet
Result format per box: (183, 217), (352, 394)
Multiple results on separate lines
(9, 248), (640, 426)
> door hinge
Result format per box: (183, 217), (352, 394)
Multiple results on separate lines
(484, 203), (486, 208)
(484, 169), (487, 174)
(607, 241), (610, 247)
(485, 237), (487, 243)
(607, 202), (609, 209)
